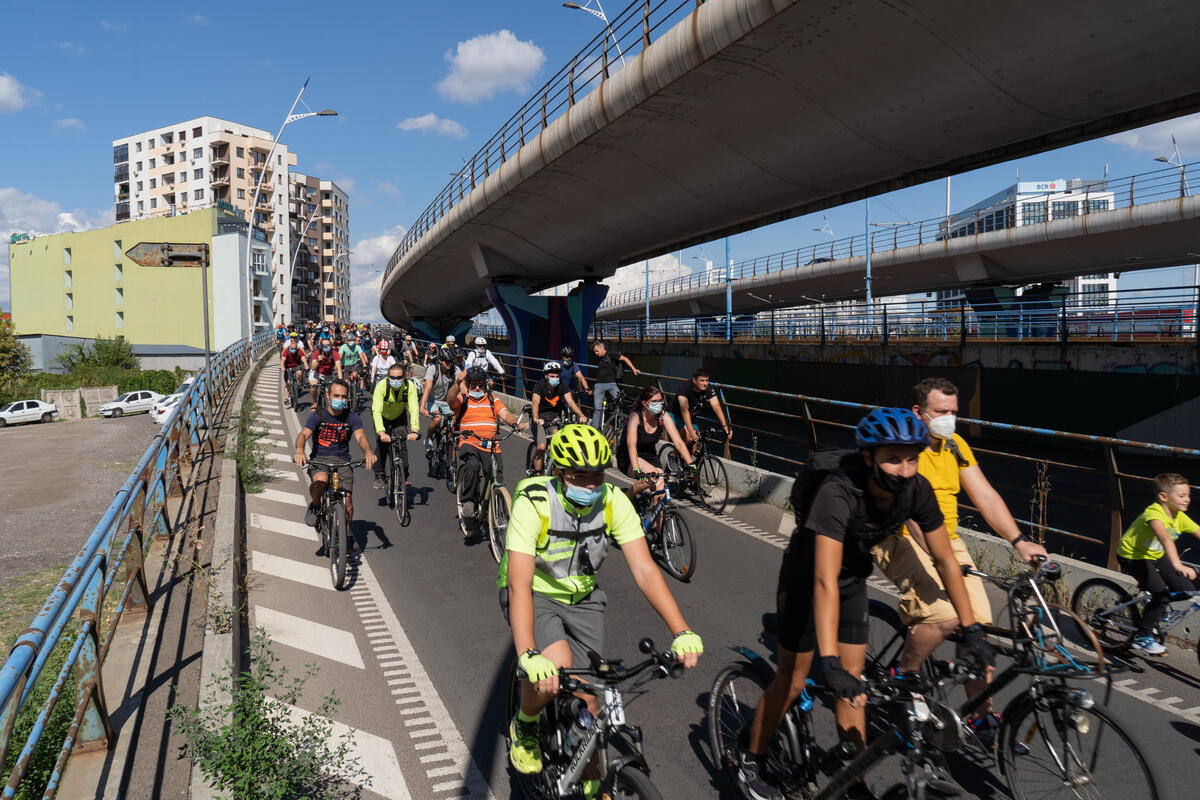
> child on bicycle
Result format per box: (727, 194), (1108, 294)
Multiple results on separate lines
(1116, 472), (1200, 656)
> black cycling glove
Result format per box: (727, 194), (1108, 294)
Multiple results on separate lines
(960, 623), (997, 670)
(820, 656), (864, 699)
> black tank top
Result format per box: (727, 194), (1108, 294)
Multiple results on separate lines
(634, 411), (662, 463)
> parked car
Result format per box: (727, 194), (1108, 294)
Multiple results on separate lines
(98, 390), (165, 418)
(0, 399), (58, 427)
(151, 393), (184, 425)
(174, 377), (195, 395)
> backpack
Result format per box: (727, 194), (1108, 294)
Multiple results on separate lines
(611, 354), (626, 382)
(790, 448), (866, 536)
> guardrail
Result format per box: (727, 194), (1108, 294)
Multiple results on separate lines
(600, 162), (1198, 310)
(425, 342), (1200, 571)
(384, 0), (707, 283)
(0, 330), (273, 797)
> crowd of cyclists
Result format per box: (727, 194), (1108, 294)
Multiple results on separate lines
(275, 319), (1192, 800)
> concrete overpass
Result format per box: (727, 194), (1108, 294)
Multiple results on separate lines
(379, 0), (1200, 346)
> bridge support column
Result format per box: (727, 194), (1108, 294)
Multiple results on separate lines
(486, 282), (609, 396)
(411, 318), (475, 344)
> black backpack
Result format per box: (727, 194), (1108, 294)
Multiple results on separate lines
(790, 448), (866, 536)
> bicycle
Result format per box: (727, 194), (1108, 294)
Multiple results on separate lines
(284, 366), (305, 409)
(663, 420), (730, 514)
(385, 434), (412, 528)
(505, 637), (684, 800)
(426, 407), (452, 484)
(597, 389), (635, 450)
(313, 374), (334, 409)
(343, 367), (360, 409)
(526, 410), (566, 477)
(455, 416), (524, 563)
(629, 470), (697, 582)
(305, 457), (364, 591)
(1070, 561), (1200, 667)
(867, 558), (1161, 799)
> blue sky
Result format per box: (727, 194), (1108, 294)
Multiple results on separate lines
(3, 0), (1199, 320)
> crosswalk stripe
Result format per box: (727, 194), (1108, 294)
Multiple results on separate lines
(267, 452), (295, 463)
(265, 469), (300, 482)
(276, 702), (411, 800)
(249, 512), (315, 541)
(251, 551), (332, 591)
(254, 606), (364, 668)
(255, 488), (307, 506)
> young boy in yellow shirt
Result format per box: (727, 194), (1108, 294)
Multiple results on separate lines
(1116, 473), (1200, 655)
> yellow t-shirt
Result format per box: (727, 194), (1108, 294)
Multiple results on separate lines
(1116, 502), (1199, 561)
(900, 433), (977, 539)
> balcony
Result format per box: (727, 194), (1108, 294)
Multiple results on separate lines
(211, 172), (230, 186)
(114, 167), (129, 183)
(115, 202), (130, 221)
(211, 151), (230, 166)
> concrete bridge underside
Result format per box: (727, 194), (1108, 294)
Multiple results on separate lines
(380, 0), (1200, 326)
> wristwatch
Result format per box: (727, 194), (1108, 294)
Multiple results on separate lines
(1012, 533), (1033, 546)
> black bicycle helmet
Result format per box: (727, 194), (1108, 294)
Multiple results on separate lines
(465, 365), (489, 383)
(855, 407), (929, 449)
(560, 346), (574, 359)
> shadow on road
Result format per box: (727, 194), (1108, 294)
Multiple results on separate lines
(467, 644), (514, 794)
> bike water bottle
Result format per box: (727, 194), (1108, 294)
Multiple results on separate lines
(565, 707), (594, 755)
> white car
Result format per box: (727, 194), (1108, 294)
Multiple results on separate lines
(151, 393), (185, 425)
(98, 390), (165, 418)
(174, 377), (195, 395)
(0, 399), (59, 427)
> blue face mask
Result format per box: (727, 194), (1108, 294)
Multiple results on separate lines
(548, 377), (560, 387)
(564, 483), (603, 507)
(388, 378), (404, 389)
(330, 398), (348, 411)
(647, 401), (664, 415)
(468, 389), (486, 400)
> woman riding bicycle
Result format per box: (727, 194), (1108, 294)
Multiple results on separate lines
(624, 386), (694, 515)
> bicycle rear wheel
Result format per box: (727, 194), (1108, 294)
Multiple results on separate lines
(999, 696), (1160, 800)
(455, 466), (473, 538)
(659, 511), (696, 582)
(708, 662), (805, 798)
(1070, 578), (1138, 649)
(696, 453), (730, 513)
(329, 501), (348, 590)
(609, 766), (664, 800)
(444, 438), (457, 493)
(488, 485), (512, 564)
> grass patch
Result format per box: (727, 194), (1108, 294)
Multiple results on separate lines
(233, 395), (270, 494)
(0, 566), (68, 648)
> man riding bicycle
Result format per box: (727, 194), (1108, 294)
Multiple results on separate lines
(372, 362), (420, 492)
(309, 340), (337, 406)
(497, 424), (703, 800)
(528, 361), (586, 475)
(448, 366), (525, 529)
(293, 379), (377, 550)
(338, 335), (368, 393)
(670, 368), (733, 458)
(420, 347), (462, 455)
(280, 332), (308, 408)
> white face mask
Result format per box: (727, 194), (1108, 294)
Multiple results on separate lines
(926, 413), (956, 440)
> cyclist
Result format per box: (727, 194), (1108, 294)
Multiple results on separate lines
(739, 408), (993, 800)
(873, 377), (1046, 742)
(1116, 472), (1200, 655)
(420, 348), (462, 456)
(589, 340), (639, 429)
(528, 361), (586, 475)
(624, 386), (694, 507)
(279, 333), (308, 407)
(498, 424), (703, 798)
(337, 335), (368, 394)
(559, 346), (588, 397)
(309, 340), (337, 406)
(448, 366), (525, 530)
(423, 342), (439, 367)
(400, 334), (420, 367)
(369, 339), (397, 385)
(671, 368), (733, 457)
(275, 322), (287, 345)
(371, 362), (421, 492)
(293, 378), (377, 547)
(464, 336), (505, 376)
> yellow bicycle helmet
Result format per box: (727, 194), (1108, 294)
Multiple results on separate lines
(549, 424), (612, 470)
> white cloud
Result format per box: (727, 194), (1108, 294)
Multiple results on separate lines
(53, 118), (85, 132)
(349, 225), (408, 321)
(0, 73), (34, 113)
(100, 20), (127, 31)
(1106, 112), (1200, 157)
(378, 181), (403, 198)
(186, 13), (209, 25)
(436, 30), (545, 103)
(58, 42), (86, 54)
(396, 113), (468, 139)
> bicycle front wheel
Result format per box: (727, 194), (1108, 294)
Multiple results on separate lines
(329, 501), (348, 590)
(1000, 695), (1160, 800)
(444, 439), (457, 492)
(696, 454), (730, 513)
(393, 460), (410, 527)
(488, 485), (512, 564)
(609, 766), (664, 800)
(659, 511), (696, 582)
(1070, 578), (1138, 649)
(865, 599), (908, 681)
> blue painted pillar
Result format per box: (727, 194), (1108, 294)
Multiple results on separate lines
(485, 281), (609, 396)
(411, 318), (475, 344)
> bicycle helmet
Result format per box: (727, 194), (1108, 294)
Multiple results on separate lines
(465, 365), (489, 383)
(437, 347), (456, 364)
(543, 361), (562, 373)
(379, 340), (390, 351)
(549, 424), (612, 470)
(560, 346), (574, 359)
(474, 336), (487, 347)
(855, 407), (929, 449)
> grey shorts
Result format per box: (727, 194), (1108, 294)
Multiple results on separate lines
(311, 464), (355, 494)
(501, 588), (607, 668)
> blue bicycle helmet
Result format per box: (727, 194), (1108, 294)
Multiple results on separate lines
(855, 407), (929, 449)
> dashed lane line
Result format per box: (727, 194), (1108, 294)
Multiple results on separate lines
(257, 487), (307, 506)
(250, 551), (334, 591)
(277, 702), (412, 800)
(250, 512), (316, 542)
(264, 468), (300, 482)
(253, 605), (365, 669)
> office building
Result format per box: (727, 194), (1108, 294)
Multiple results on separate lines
(288, 172), (351, 324)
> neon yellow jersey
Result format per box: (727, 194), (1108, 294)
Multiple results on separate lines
(497, 477), (644, 604)
(1117, 502), (1199, 561)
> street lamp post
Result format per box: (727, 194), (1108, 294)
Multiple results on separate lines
(244, 77), (336, 333)
(1155, 136), (1195, 303)
(562, 2), (627, 65)
(288, 201), (321, 323)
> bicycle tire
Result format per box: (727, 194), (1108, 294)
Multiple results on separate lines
(444, 437), (457, 493)
(1070, 577), (1139, 649)
(610, 766), (664, 800)
(708, 662), (801, 798)
(697, 453), (730, 514)
(659, 511), (696, 582)
(329, 501), (348, 590)
(455, 466), (473, 538)
(865, 600), (909, 681)
(999, 695), (1160, 800)
(489, 485), (512, 564)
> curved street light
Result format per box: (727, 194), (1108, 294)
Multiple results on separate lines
(563, 1), (627, 66)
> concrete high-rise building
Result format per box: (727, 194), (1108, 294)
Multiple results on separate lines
(113, 117), (296, 323)
(288, 173), (350, 324)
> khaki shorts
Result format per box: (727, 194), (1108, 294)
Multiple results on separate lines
(873, 534), (992, 626)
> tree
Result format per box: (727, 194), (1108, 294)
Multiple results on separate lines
(55, 336), (138, 372)
(0, 319), (33, 385)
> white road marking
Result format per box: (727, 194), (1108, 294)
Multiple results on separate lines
(256, 488), (307, 506)
(254, 606), (364, 668)
(265, 469), (300, 482)
(249, 512), (315, 542)
(251, 551), (332, 591)
(261, 410), (282, 418)
(267, 452), (295, 463)
(777, 510), (792, 535)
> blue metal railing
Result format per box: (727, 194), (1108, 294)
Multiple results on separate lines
(0, 330), (273, 796)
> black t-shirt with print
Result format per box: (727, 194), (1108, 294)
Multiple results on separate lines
(530, 377), (567, 409)
(304, 407), (364, 461)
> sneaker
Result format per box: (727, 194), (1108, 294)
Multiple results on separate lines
(1130, 636), (1167, 656)
(737, 752), (783, 800)
(968, 712), (1003, 749)
(508, 715), (542, 774)
(373, 476), (386, 490)
(425, 438), (434, 453)
(304, 504), (318, 527)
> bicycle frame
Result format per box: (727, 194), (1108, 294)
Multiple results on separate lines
(1095, 588), (1200, 636)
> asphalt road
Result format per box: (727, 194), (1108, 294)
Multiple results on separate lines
(265, 384), (1199, 799)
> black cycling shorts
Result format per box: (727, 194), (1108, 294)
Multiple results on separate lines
(775, 556), (869, 653)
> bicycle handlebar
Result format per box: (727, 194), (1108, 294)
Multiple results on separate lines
(961, 554), (1061, 589)
(453, 413), (527, 449)
(558, 638), (684, 691)
(306, 458), (366, 472)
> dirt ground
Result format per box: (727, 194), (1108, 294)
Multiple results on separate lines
(0, 413), (164, 581)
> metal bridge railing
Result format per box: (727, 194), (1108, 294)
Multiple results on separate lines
(601, 163), (1199, 310)
(0, 330), (274, 796)
(384, 0), (707, 284)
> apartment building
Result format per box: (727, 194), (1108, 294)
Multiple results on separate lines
(112, 117), (296, 323)
(288, 172), (351, 324)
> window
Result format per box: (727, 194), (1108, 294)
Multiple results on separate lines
(150, 198), (157, 209)
(136, 181), (143, 191)
(135, 161), (142, 172)
(115, 311), (124, 329)
(113, 143), (128, 163)
(236, 167), (244, 179)
(193, 126), (202, 137)
(136, 200), (143, 212)
(113, 239), (122, 258)
(277, 154), (282, 165)
(237, 188), (245, 199)
(135, 141), (142, 153)
(65, 316), (74, 332)
(1021, 201), (1047, 225)
(194, 168), (203, 179)
(115, 287), (124, 306)
(114, 263), (123, 281)
(64, 270), (72, 287)
(179, 171), (187, 182)
(63, 247), (71, 265)
(194, 188), (204, 200)
(149, 157), (156, 168)
(1087, 199), (1110, 213)
(193, 147), (202, 160)
(149, 177), (156, 188)
(236, 146), (244, 157)
(180, 191), (188, 203)
(179, 129), (186, 141)
(1050, 201), (1078, 220)
(65, 292), (73, 310)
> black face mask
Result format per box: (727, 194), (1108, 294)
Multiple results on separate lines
(871, 462), (916, 495)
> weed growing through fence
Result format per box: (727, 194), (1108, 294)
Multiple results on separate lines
(233, 395), (270, 494)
